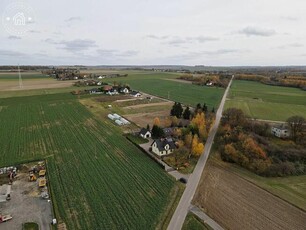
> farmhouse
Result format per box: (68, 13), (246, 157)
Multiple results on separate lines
(119, 87), (130, 94)
(103, 85), (113, 91)
(139, 128), (151, 139)
(131, 91), (142, 97)
(88, 88), (102, 94)
(151, 138), (176, 156)
(271, 125), (290, 138)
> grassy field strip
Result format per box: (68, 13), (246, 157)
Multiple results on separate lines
(226, 80), (306, 121)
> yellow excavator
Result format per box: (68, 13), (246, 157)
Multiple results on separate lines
(29, 172), (37, 182)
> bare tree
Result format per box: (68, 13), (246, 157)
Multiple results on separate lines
(287, 116), (305, 142)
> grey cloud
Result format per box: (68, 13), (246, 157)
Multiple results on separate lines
(165, 37), (187, 46)
(276, 43), (304, 49)
(0, 49), (26, 57)
(146, 35), (169, 40)
(187, 36), (219, 43)
(45, 39), (97, 52)
(61, 39), (97, 52)
(28, 30), (41, 34)
(238, 26), (276, 37)
(8, 36), (22, 40)
(66, 17), (82, 22)
(202, 49), (240, 55)
(148, 35), (218, 46)
(166, 49), (241, 62)
(96, 49), (138, 57)
(281, 16), (298, 21)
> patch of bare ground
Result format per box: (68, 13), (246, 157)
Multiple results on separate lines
(123, 101), (173, 109)
(0, 79), (76, 91)
(193, 161), (306, 230)
(124, 110), (170, 128)
(95, 95), (131, 102)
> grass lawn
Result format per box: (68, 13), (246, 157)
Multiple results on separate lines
(126, 133), (149, 145)
(23, 222), (39, 230)
(182, 213), (212, 230)
(211, 153), (306, 211)
(225, 80), (306, 121)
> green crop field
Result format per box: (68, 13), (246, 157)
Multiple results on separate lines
(0, 93), (177, 229)
(225, 80), (306, 121)
(104, 72), (225, 109)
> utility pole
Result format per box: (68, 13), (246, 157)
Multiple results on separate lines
(18, 64), (23, 89)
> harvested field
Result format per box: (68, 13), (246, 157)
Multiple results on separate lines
(95, 95), (132, 102)
(125, 110), (170, 127)
(124, 101), (173, 109)
(193, 162), (306, 230)
(0, 79), (76, 91)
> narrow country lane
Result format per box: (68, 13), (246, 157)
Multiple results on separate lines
(167, 76), (234, 230)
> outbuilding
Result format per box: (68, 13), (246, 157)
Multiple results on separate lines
(139, 128), (151, 139)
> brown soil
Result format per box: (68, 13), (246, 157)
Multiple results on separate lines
(0, 79), (76, 91)
(95, 95), (131, 102)
(193, 161), (306, 230)
(124, 101), (173, 109)
(125, 110), (170, 128)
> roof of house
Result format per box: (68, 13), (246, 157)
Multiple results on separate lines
(139, 128), (150, 135)
(131, 91), (141, 95)
(103, 85), (113, 91)
(151, 138), (176, 151)
(163, 127), (175, 136)
(272, 124), (289, 131)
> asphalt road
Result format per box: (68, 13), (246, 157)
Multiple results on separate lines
(167, 76), (233, 230)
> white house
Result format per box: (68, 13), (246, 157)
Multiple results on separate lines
(131, 91), (142, 97)
(139, 128), (151, 139)
(271, 125), (290, 138)
(120, 87), (130, 94)
(151, 138), (176, 156)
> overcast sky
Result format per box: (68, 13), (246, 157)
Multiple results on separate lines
(0, 0), (306, 66)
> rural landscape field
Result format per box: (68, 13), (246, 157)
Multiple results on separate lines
(0, 91), (178, 229)
(1, 1), (306, 229)
(225, 80), (306, 121)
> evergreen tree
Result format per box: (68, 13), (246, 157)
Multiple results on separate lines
(151, 125), (165, 138)
(177, 103), (183, 118)
(211, 107), (215, 113)
(203, 103), (208, 113)
(170, 102), (177, 116)
(195, 103), (202, 114)
(146, 124), (150, 131)
(183, 106), (191, 120)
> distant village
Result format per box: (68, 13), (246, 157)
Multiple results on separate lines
(42, 68), (128, 81)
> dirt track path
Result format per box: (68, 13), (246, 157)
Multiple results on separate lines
(124, 101), (172, 109)
(193, 163), (306, 230)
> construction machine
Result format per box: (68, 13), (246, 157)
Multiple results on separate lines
(0, 214), (12, 223)
(29, 172), (37, 182)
